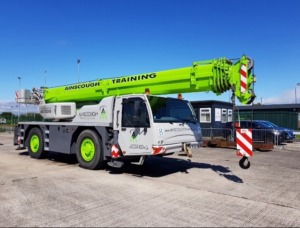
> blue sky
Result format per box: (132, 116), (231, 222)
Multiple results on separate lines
(1, 0), (300, 113)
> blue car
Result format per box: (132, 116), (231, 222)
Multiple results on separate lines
(223, 120), (286, 144)
(259, 120), (295, 142)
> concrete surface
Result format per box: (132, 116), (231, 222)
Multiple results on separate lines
(0, 132), (299, 227)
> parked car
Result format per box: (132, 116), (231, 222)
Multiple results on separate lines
(258, 120), (295, 142)
(223, 120), (285, 144)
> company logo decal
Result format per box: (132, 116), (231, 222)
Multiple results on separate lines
(130, 134), (137, 142)
(99, 107), (107, 120)
(112, 73), (156, 84)
(78, 112), (98, 119)
(65, 82), (100, 90)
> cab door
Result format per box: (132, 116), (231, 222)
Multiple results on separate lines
(114, 96), (152, 156)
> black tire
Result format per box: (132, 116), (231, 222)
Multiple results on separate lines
(76, 130), (104, 170)
(28, 127), (47, 159)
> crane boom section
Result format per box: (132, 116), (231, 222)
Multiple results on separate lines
(44, 55), (255, 104)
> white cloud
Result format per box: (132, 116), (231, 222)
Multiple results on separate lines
(0, 101), (38, 115)
(261, 89), (297, 105)
(0, 101), (16, 113)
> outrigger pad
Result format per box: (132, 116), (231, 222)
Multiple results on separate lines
(107, 160), (124, 168)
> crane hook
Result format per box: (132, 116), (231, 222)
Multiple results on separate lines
(239, 156), (250, 169)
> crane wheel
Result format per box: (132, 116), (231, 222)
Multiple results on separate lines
(28, 127), (47, 159)
(76, 130), (104, 170)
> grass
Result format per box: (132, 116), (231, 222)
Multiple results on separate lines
(0, 124), (14, 133)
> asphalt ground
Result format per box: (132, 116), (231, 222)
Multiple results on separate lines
(0, 132), (299, 227)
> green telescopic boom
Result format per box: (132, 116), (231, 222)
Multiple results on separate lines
(43, 55), (256, 105)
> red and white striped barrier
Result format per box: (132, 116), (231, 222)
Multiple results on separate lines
(236, 128), (253, 157)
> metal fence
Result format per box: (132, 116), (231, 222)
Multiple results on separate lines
(1, 125), (292, 146)
(0, 125), (15, 133)
(201, 127), (289, 145)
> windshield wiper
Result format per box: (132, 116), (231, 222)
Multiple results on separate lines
(180, 118), (198, 124)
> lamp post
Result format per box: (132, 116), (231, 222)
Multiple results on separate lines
(295, 83), (300, 104)
(44, 70), (47, 87)
(17, 76), (21, 122)
(77, 59), (80, 83)
(10, 106), (13, 125)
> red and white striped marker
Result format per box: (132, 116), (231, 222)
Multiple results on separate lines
(152, 146), (166, 155)
(240, 64), (247, 93)
(111, 144), (121, 158)
(236, 128), (253, 157)
(15, 90), (19, 101)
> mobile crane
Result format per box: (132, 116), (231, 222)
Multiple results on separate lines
(14, 55), (255, 169)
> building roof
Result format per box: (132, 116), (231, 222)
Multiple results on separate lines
(236, 103), (300, 111)
(190, 100), (232, 106)
(190, 100), (300, 111)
